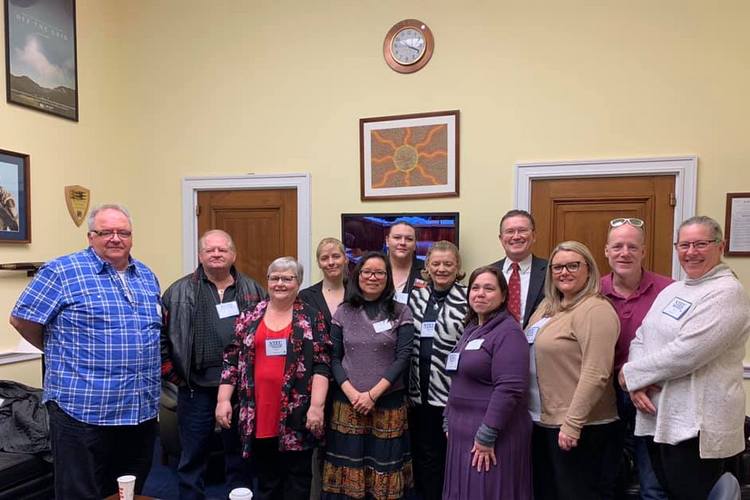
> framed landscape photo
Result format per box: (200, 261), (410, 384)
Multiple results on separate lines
(360, 110), (459, 200)
(4, 0), (79, 121)
(0, 148), (31, 243)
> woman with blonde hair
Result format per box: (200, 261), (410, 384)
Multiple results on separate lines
(407, 241), (468, 500)
(526, 241), (620, 500)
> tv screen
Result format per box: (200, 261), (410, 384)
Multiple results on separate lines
(341, 212), (459, 270)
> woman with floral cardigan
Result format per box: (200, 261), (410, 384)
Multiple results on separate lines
(216, 257), (332, 500)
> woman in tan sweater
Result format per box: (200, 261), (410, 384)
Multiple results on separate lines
(525, 241), (620, 500)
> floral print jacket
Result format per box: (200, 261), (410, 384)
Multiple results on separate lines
(221, 299), (332, 457)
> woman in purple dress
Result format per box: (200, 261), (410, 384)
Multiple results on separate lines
(443, 266), (532, 500)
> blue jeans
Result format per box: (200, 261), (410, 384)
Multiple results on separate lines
(177, 385), (250, 500)
(616, 385), (667, 500)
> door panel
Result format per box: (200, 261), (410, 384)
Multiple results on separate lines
(197, 189), (297, 283)
(531, 175), (675, 276)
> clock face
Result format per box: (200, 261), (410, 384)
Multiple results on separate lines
(391, 28), (426, 65)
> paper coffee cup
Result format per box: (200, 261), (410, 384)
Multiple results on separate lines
(117, 475), (136, 500)
(229, 487), (253, 500)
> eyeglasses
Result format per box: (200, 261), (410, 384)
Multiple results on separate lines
(360, 269), (387, 279)
(89, 229), (132, 239)
(550, 261), (585, 274)
(609, 218), (644, 228)
(673, 240), (718, 251)
(268, 275), (296, 283)
(501, 227), (532, 237)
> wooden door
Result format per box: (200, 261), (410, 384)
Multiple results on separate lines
(197, 189), (297, 283)
(531, 175), (675, 276)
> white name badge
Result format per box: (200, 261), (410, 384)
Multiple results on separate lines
(662, 297), (692, 320)
(465, 338), (485, 351)
(446, 352), (460, 371)
(420, 321), (436, 338)
(525, 327), (540, 345)
(265, 338), (287, 356)
(373, 319), (393, 333)
(394, 292), (409, 304)
(155, 303), (162, 317)
(216, 301), (240, 319)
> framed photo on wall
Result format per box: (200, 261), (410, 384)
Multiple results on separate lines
(725, 192), (750, 256)
(0, 148), (31, 243)
(360, 110), (459, 200)
(4, 0), (79, 121)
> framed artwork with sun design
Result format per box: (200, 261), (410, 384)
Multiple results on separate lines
(359, 110), (459, 201)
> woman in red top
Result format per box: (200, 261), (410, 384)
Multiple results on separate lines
(216, 257), (332, 500)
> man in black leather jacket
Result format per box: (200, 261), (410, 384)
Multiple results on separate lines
(161, 229), (266, 499)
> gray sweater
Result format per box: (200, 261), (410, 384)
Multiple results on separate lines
(623, 264), (750, 458)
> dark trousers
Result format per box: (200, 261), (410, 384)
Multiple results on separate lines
(177, 385), (251, 500)
(532, 421), (620, 500)
(408, 404), (447, 500)
(47, 401), (156, 500)
(648, 437), (725, 500)
(252, 437), (313, 500)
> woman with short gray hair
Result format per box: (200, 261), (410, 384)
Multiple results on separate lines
(217, 256), (332, 499)
(621, 216), (750, 499)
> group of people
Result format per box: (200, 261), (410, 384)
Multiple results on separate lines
(9, 203), (750, 500)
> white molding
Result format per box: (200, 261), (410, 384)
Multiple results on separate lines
(0, 352), (41, 365)
(181, 173), (312, 287)
(515, 156), (698, 279)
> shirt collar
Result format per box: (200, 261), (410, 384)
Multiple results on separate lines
(87, 247), (137, 275)
(601, 268), (655, 299)
(503, 253), (533, 273)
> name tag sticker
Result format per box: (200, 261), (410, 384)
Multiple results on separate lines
(155, 303), (162, 317)
(446, 353), (460, 371)
(373, 319), (393, 333)
(394, 292), (409, 304)
(216, 301), (240, 319)
(525, 327), (539, 345)
(662, 297), (692, 320)
(265, 338), (287, 356)
(420, 321), (436, 338)
(466, 339), (485, 351)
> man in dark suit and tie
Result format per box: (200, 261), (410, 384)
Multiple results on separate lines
(490, 209), (547, 328)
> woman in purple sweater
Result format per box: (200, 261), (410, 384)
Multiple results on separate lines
(443, 266), (532, 499)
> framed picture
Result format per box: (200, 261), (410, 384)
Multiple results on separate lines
(724, 192), (750, 256)
(4, 0), (78, 121)
(360, 110), (459, 200)
(341, 212), (459, 272)
(0, 148), (31, 243)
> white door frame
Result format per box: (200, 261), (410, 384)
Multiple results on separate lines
(515, 156), (697, 279)
(181, 173), (312, 286)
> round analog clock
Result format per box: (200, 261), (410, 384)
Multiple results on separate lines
(383, 19), (434, 74)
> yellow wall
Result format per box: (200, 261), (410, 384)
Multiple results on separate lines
(1, 1), (750, 404)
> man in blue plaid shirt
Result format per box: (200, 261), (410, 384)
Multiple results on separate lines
(10, 204), (162, 499)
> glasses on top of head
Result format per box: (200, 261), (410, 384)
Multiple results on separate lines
(89, 229), (132, 239)
(360, 269), (387, 279)
(673, 240), (718, 251)
(550, 261), (585, 274)
(268, 275), (296, 283)
(609, 218), (644, 228)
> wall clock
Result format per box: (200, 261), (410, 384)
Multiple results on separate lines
(383, 19), (434, 74)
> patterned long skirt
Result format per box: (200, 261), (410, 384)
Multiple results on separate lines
(321, 388), (413, 499)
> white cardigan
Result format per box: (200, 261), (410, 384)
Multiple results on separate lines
(623, 264), (750, 458)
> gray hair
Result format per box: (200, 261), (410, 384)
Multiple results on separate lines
(199, 229), (236, 252)
(267, 256), (304, 283)
(87, 204), (132, 231)
(678, 215), (723, 242)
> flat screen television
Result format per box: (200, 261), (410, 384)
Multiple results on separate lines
(341, 212), (459, 270)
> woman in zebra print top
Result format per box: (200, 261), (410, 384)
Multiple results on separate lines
(407, 240), (468, 500)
